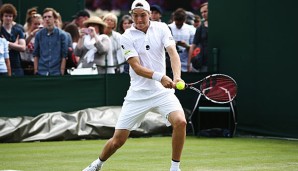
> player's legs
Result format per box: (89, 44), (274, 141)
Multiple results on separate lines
(99, 129), (130, 161)
(168, 110), (186, 161)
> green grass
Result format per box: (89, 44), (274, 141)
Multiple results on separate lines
(0, 136), (297, 171)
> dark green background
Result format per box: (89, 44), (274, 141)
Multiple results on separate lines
(208, 0), (298, 138)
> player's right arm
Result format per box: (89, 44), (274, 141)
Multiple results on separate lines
(127, 56), (174, 89)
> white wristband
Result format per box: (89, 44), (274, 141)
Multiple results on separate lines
(152, 72), (164, 82)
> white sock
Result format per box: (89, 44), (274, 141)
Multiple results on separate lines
(170, 160), (180, 171)
(93, 158), (104, 168)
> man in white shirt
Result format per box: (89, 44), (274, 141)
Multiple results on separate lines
(168, 8), (196, 72)
(82, 0), (186, 171)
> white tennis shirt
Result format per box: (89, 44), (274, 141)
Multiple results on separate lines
(121, 21), (175, 91)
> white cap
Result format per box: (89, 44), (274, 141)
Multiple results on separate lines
(131, 0), (150, 12)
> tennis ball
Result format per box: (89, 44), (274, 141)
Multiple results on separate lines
(176, 81), (185, 90)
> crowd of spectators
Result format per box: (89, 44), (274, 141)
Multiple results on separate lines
(0, 1), (208, 76)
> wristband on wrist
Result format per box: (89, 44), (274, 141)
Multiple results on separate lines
(152, 72), (164, 82)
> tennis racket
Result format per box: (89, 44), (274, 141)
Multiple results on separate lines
(181, 74), (238, 136)
(183, 74), (238, 104)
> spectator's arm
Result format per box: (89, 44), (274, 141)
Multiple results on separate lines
(5, 58), (11, 76)
(60, 58), (66, 75)
(8, 36), (26, 52)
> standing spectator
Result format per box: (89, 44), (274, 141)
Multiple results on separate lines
(0, 37), (11, 76)
(185, 11), (195, 27)
(118, 14), (133, 73)
(188, 2), (208, 72)
(150, 4), (163, 22)
(71, 10), (90, 29)
(103, 13), (125, 73)
(63, 23), (80, 70)
(75, 16), (114, 74)
(118, 14), (133, 34)
(82, 0), (186, 171)
(20, 13), (43, 75)
(193, 14), (201, 28)
(0, 3), (26, 76)
(33, 8), (68, 76)
(23, 6), (38, 32)
(168, 8), (196, 72)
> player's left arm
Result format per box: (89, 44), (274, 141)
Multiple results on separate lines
(166, 44), (183, 84)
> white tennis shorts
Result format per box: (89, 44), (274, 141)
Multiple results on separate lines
(115, 89), (183, 130)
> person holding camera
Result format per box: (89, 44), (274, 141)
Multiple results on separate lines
(74, 16), (115, 74)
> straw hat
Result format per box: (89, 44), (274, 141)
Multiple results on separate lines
(83, 16), (107, 27)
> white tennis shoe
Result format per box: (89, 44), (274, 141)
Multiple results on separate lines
(82, 159), (103, 171)
(170, 169), (181, 171)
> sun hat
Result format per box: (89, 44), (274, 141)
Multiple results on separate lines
(83, 16), (107, 27)
(131, 0), (150, 12)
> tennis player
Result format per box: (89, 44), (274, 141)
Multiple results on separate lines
(82, 0), (186, 171)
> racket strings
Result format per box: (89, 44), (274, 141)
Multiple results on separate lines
(201, 77), (237, 102)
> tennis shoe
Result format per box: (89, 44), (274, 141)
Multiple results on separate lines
(82, 159), (102, 171)
(170, 169), (181, 171)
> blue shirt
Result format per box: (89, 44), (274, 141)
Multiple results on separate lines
(33, 27), (68, 76)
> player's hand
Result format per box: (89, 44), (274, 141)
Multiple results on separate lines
(161, 75), (174, 89)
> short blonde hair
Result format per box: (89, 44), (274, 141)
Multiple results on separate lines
(103, 13), (118, 30)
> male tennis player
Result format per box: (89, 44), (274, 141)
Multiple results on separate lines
(82, 0), (186, 171)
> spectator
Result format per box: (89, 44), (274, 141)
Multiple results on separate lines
(118, 14), (133, 34)
(54, 12), (63, 29)
(71, 10), (90, 29)
(185, 11), (195, 27)
(63, 23), (80, 69)
(75, 16), (115, 74)
(0, 37), (11, 76)
(103, 13), (125, 73)
(33, 8), (68, 76)
(20, 13), (43, 75)
(52, 10), (74, 74)
(150, 4), (163, 22)
(118, 14), (133, 74)
(168, 8), (196, 72)
(193, 14), (201, 28)
(188, 2), (208, 72)
(24, 6), (38, 32)
(0, 3), (26, 76)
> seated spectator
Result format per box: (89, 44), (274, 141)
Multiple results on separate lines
(103, 13), (125, 73)
(0, 37), (11, 76)
(33, 8), (68, 76)
(0, 3), (26, 76)
(75, 16), (115, 74)
(20, 13), (43, 75)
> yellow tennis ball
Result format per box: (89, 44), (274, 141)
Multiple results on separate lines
(176, 81), (185, 90)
